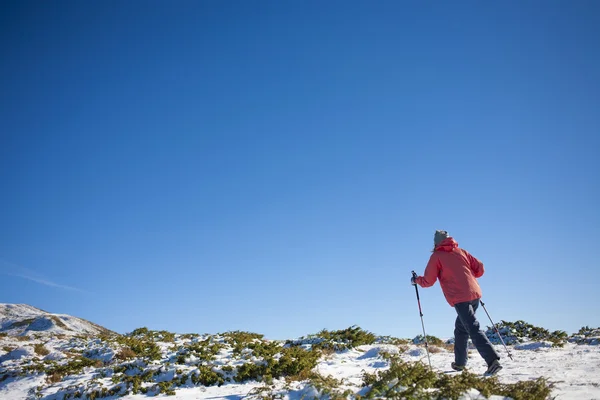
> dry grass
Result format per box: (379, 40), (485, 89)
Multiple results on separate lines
(442, 343), (455, 352)
(16, 336), (30, 342)
(397, 345), (409, 353)
(47, 373), (63, 384)
(34, 343), (50, 356)
(318, 347), (336, 357)
(428, 346), (443, 354)
(11, 318), (35, 328)
(115, 347), (137, 360)
(50, 316), (69, 330)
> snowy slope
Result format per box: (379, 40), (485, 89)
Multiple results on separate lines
(125, 343), (598, 400)
(0, 304), (111, 337)
(1, 305), (599, 399)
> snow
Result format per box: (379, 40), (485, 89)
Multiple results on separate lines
(43, 352), (66, 361)
(112, 342), (598, 400)
(3, 341), (597, 399)
(514, 341), (553, 350)
(0, 303), (109, 337)
(0, 347), (34, 363)
(1, 304), (600, 399)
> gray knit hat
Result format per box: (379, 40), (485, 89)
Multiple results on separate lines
(434, 230), (449, 246)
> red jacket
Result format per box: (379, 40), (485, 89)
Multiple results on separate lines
(415, 238), (484, 307)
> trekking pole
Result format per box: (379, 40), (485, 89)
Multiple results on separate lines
(411, 271), (432, 369)
(480, 300), (514, 361)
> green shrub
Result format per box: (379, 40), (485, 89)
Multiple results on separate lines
(157, 381), (176, 395)
(129, 327), (176, 343)
(44, 357), (99, 382)
(180, 333), (200, 340)
(121, 370), (154, 394)
(272, 346), (320, 379)
(362, 356), (438, 398)
(223, 331), (264, 352)
(245, 341), (281, 358)
(361, 355), (554, 399)
(377, 336), (410, 346)
(191, 365), (225, 386)
(247, 372), (352, 399)
(305, 372), (354, 399)
(184, 338), (224, 361)
(0, 332), (7, 338)
(233, 344), (320, 384)
(575, 326), (600, 337)
(294, 326), (377, 351)
(412, 335), (444, 346)
(115, 336), (161, 360)
(130, 327), (150, 336)
(234, 361), (265, 383)
(486, 320), (568, 347)
(569, 326), (600, 344)
(122, 374), (143, 394)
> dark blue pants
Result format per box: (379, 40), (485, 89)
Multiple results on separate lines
(454, 299), (499, 366)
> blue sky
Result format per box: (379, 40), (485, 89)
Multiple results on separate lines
(1, 1), (598, 340)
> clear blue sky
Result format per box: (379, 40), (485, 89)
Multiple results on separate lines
(1, 1), (598, 340)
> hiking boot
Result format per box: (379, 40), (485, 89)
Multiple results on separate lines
(484, 359), (502, 376)
(451, 362), (465, 371)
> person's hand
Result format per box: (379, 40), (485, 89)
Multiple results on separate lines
(411, 276), (417, 286)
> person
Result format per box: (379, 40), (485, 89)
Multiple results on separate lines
(411, 230), (502, 375)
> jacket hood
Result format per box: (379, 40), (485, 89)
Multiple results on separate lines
(435, 237), (458, 252)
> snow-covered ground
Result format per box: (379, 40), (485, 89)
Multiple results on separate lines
(1, 304), (599, 399)
(115, 342), (600, 400)
(0, 304), (110, 337)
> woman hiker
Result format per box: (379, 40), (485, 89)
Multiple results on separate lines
(411, 230), (502, 375)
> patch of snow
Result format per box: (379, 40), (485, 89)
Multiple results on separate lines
(0, 303), (109, 338)
(44, 351), (67, 361)
(514, 341), (553, 350)
(0, 346), (34, 363)
(408, 347), (426, 357)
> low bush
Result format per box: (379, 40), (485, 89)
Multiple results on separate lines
(183, 338), (224, 361)
(44, 357), (99, 382)
(377, 336), (410, 346)
(233, 344), (320, 384)
(486, 320), (568, 347)
(361, 355), (554, 399)
(412, 335), (444, 346)
(291, 326), (377, 351)
(191, 365), (225, 386)
(115, 336), (161, 360)
(569, 326), (600, 345)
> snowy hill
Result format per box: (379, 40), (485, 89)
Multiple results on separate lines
(0, 304), (112, 337)
(0, 305), (599, 400)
